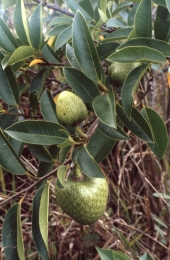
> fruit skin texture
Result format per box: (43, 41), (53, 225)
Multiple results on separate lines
(55, 173), (108, 225)
(55, 91), (88, 126)
(109, 62), (141, 87)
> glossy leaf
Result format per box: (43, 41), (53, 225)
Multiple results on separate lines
(87, 128), (116, 163)
(66, 43), (81, 70)
(154, 5), (170, 41)
(72, 11), (102, 82)
(118, 37), (170, 56)
(40, 89), (58, 123)
(97, 42), (119, 60)
(29, 3), (42, 50)
(103, 28), (133, 42)
(107, 46), (166, 63)
(121, 64), (150, 118)
(93, 91), (116, 128)
(14, 0), (31, 45)
(63, 67), (100, 104)
(116, 104), (153, 143)
(5, 121), (69, 145)
(0, 66), (19, 106)
(77, 146), (105, 178)
(2, 0), (17, 10)
(0, 17), (18, 53)
(28, 144), (54, 162)
(141, 107), (168, 158)
(134, 0), (152, 37)
(7, 46), (34, 66)
(98, 121), (130, 140)
(32, 184), (49, 260)
(63, 0), (93, 20)
(0, 130), (27, 175)
(42, 44), (60, 63)
(55, 26), (72, 50)
(2, 202), (25, 260)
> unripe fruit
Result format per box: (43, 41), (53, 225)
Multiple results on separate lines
(55, 91), (88, 126)
(55, 172), (108, 225)
(109, 62), (141, 86)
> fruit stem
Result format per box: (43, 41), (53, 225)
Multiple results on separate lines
(74, 125), (87, 139)
(98, 82), (108, 93)
(74, 164), (84, 179)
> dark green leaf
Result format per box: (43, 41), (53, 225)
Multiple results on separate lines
(29, 91), (39, 112)
(58, 146), (71, 163)
(98, 121), (130, 140)
(55, 26), (72, 50)
(28, 144), (54, 162)
(97, 42), (120, 60)
(63, 0), (93, 20)
(66, 43), (81, 70)
(9, 137), (24, 157)
(135, 0), (152, 37)
(107, 46), (166, 63)
(0, 130), (27, 175)
(77, 146), (106, 178)
(121, 64), (150, 118)
(32, 184), (49, 260)
(103, 28), (133, 42)
(106, 18), (126, 28)
(141, 107), (168, 158)
(63, 67), (100, 104)
(112, 2), (134, 17)
(29, 3), (43, 50)
(40, 89), (58, 123)
(7, 46), (34, 66)
(154, 5), (170, 41)
(78, 0), (94, 19)
(5, 120), (69, 145)
(128, 3), (139, 26)
(73, 11), (102, 82)
(2, 202), (25, 260)
(48, 24), (69, 36)
(0, 107), (18, 130)
(42, 44), (60, 63)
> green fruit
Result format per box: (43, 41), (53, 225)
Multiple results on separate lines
(55, 172), (108, 225)
(55, 91), (88, 126)
(109, 62), (141, 86)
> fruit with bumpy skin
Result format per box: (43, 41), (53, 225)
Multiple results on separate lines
(55, 91), (88, 126)
(109, 62), (141, 87)
(55, 172), (108, 225)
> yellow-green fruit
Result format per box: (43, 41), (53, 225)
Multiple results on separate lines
(109, 62), (141, 86)
(55, 173), (108, 225)
(55, 91), (88, 126)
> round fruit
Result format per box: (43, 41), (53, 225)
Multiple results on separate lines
(55, 91), (88, 126)
(109, 62), (141, 86)
(55, 172), (108, 225)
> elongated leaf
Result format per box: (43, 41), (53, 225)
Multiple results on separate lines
(152, 0), (166, 7)
(73, 11), (102, 82)
(112, 2), (134, 17)
(165, 0), (170, 12)
(128, 3), (139, 26)
(63, 0), (93, 20)
(97, 42), (119, 60)
(0, 66), (19, 106)
(2, 0), (17, 10)
(154, 5), (170, 41)
(40, 89), (58, 123)
(134, 0), (152, 37)
(141, 107), (168, 158)
(87, 128), (116, 163)
(28, 144), (54, 162)
(42, 44), (60, 63)
(66, 44), (81, 70)
(9, 137), (24, 157)
(0, 107), (18, 130)
(63, 67), (100, 104)
(49, 17), (73, 26)
(2, 202), (25, 260)
(93, 92), (116, 128)
(113, 251), (131, 260)
(7, 46), (34, 66)
(55, 26), (72, 50)
(96, 247), (114, 260)
(98, 121), (130, 140)
(57, 165), (67, 187)
(103, 28), (133, 42)
(0, 130), (27, 175)
(116, 104), (153, 143)
(106, 18), (126, 28)
(0, 17), (18, 53)
(29, 3), (42, 50)
(32, 184), (49, 260)
(107, 46), (166, 63)
(48, 24), (69, 36)
(121, 64), (150, 118)
(118, 37), (170, 56)
(77, 146), (105, 178)
(14, 0), (31, 45)
(5, 121), (69, 145)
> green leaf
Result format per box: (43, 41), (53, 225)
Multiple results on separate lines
(118, 37), (170, 56)
(0, 130), (27, 175)
(128, 3), (139, 26)
(27, 144), (54, 162)
(97, 42), (120, 60)
(141, 107), (168, 158)
(0, 17), (18, 53)
(63, 67), (100, 104)
(49, 17), (73, 26)
(152, 0), (166, 7)
(32, 184), (49, 260)
(98, 121), (130, 140)
(48, 24), (69, 36)
(106, 18), (126, 28)
(5, 121), (69, 145)
(66, 43), (81, 70)
(121, 64), (150, 118)
(42, 44), (60, 63)
(78, 0), (94, 19)
(112, 2), (134, 17)
(113, 251), (132, 260)
(87, 128), (116, 163)
(116, 104), (153, 143)
(40, 89), (58, 123)
(134, 0), (152, 37)
(154, 5), (170, 42)
(139, 252), (154, 260)
(0, 66), (19, 106)
(29, 90), (39, 112)
(2, 202), (25, 260)
(57, 165), (67, 187)
(2, 0), (17, 10)
(72, 11), (102, 82)
(103, 28), (133, 42)
(0, 107), (18, 130)
(58, 146), (71, 163)
(55, 26), (72, 50)
(93, 91), (116, 128)
(95, 247), (114, 260)
(166, 0), (170, 12)
(7, 46), (34, 66)
(77, 146), (106, 178)
(29, 3), (42, 50)
(107, 46), (166, 63)
(63, 0), (93, 20)
(14, 0), (31, 45)
(9, 137), (24, 157)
